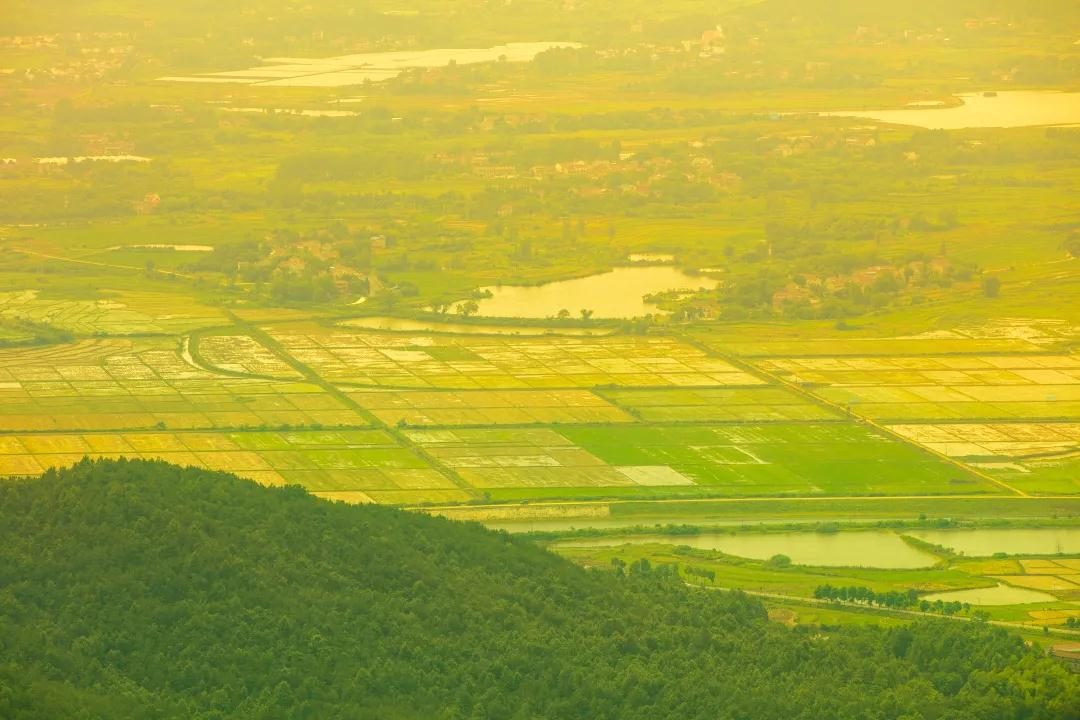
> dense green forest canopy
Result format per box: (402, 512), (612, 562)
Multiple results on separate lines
(1, 459), (1078, 719)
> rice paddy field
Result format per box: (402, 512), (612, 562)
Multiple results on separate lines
(0, 289), (226, 335)
(0, 337), (365, 431)
(194, 334), (304, 379)
(758, 354), (1080, 422)
(0, 319), (1076, 508)
(347, 388), (635, 426)
(268, 324), (763, 388)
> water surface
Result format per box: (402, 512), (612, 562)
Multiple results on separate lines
(554, 531), (938, 569)
(910, 527), (1080, 556)
(468, 266), (718, 319)
(163, 42), (581, 88)
(820, 91), (1080, 129)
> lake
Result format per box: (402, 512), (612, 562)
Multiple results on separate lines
(820, 91), (1080, 129)
(468, 266), (718, 319)
(553, 530), (938, 569)
(910, 527), (1080, 556)
(921, 584), (1057, 606)
(162, 42), (581, 88)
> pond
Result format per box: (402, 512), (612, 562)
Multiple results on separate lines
(819, 91), (1080, 129)
(339, 316), (615, 336)
(921, 584), (1057, 606)
(553, 530), (939, 569)
(909, 527), (1080, 556)
(112, 244), (214, 252)
(162, 42), (581, 88)
(467, 266), (718, 319)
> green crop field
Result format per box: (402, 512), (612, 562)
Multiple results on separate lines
(562, 423), (1001, 497)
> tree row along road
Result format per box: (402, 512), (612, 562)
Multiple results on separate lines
(693, 584), (1080, 639)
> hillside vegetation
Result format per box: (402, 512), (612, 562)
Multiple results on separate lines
(0, 459), (1078, 719)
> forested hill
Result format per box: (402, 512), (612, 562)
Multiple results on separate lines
(1, 460), (1077, 719)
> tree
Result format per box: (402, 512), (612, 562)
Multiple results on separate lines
(580, 309), (594, 320)
(982, 276), (1001, 298)
(557, 308), (570, 320)
(458, 300), (479, 317)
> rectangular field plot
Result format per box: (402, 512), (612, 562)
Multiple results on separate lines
(560, 424), (1003, 497)
(195, 335), (303, 379)
(759, 354), (1080, 421)
(760, 355), (1080, 386)
(0, 339), (365, 431)
(601, 387), (839, 422)
(346, 388), (635, 426)
(0, 289), (226, 335)
(697, 336), (1046, 357)
(404, 423), (997, 499)
(269, 325), (764, 389)
(0, 429), (469, 503)
(405, 428), (636, 490)
(889, 423), (1080, 495)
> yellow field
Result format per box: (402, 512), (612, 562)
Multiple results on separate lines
(0, 338), (365, 431)
(993, 575), (1080, 591)
(270, 326), (763, 388)
(347, 388), (634, 426)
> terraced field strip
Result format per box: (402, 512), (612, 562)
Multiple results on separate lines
(0, 428), (468, 504)
(346, 387), (635, 427)
(0, 336), (364, 432)
(187, 330), (304, 380)
(756, 354), (1080, 422)
(677, 336), (1029, 497)
(0, 290), (227, 335)
(597, 386), (842, 423)
(266, 324), (762, 389)
(225, 314), (479, 501)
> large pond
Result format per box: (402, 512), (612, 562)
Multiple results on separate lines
(910, 527), (1080, 556)
(820, 91), (1080, 129)
(339, 316), (614, 336)
(162, 42), (581, 88)
(921, 584), (1057, 606)
(467, 266), (718, 319)
(553, 531), (938, 569)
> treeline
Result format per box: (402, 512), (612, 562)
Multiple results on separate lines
(815, 585), (970, 617)
(0, 459), (1078, 719)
